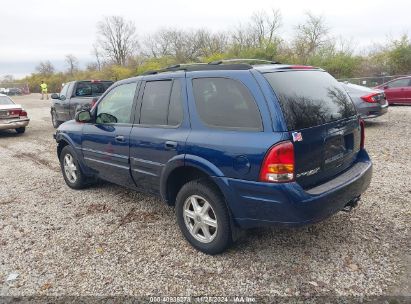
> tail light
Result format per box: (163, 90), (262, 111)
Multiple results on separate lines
(361, 93), (378, 103)
(259, 141), (294, 183)
(360, 119), (365, 149)
(20, 110), (27, 117)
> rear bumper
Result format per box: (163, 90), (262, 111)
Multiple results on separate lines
(358, 103), (388, 119)
(214, 149), (372, 229)
(0, 118), (30, 130)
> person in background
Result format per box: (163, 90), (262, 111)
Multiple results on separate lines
(40, 81), (48, 100)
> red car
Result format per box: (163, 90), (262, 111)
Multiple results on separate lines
(375, 76), (411, 105)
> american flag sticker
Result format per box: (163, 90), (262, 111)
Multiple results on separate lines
(292, 132), (303, 142)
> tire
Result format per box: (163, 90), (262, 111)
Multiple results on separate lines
(59, 145), (89, 189)
(51, 110), (62, 128)
(175, 180), (232, 255)
(15, 127), (25, 134)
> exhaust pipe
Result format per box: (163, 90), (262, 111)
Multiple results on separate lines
(342, 196), (361, 212)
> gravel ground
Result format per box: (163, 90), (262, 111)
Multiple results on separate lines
(0, 94), (410, 299)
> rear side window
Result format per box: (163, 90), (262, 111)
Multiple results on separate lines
(75, 81), (113, 97)
(264, 71), (356, 130)
(387, 78), (410, 88)
(140, 81), (172, 125)
(168, 80), (184, 126)
(192, 78), (262, 131)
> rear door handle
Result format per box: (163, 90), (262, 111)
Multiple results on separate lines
(165, 141), (178, 149)
(115, 135), (125, 142)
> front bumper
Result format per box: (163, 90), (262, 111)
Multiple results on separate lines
(214, 149), (373, 228)
(0, 118), (30, 130)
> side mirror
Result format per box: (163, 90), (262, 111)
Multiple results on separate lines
(51, 93), (60, 99)
(383, 85), (389, 90)
(75, 110), (92, 123)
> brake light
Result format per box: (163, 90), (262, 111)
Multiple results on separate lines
(20, 109), (27, 117)
(259, 141), (294, 183)
(360, 119), (365, 149)
(361, 93), (378, 103)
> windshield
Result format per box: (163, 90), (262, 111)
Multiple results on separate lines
(75, 81), (113, 97)
(0, 96), (14, 105)
(264, 70), (357, 130)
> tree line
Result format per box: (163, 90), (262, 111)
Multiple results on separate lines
(12, 11), (411, 92)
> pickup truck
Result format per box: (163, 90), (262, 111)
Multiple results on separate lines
(50, 80), (113, 128)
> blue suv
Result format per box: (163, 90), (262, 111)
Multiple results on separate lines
(55, 60), (372, 254)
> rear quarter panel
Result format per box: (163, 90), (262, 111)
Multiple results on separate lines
(185, 70), (287, 181)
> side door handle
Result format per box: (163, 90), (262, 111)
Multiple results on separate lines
(165, 141), (178, 150)
(115, 135), (125, 142)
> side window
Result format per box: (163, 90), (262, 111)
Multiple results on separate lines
(388, 79), (409, 88)
(140, 81), (172, 125)
(60, 83), (70, 99)
(168, 80), (184, 126)
(192, 78), (263, 131)
(96, 82), (137, 124)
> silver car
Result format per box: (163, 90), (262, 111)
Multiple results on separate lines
(0, 94), (30, 134)
(341, 82), (388, 119)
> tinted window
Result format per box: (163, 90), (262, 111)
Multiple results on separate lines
(140, 81), (172, 125)
(75, 81), (113, 97)
(0, 96), (14, 105)
(264, 71), (356, 130)
(388, 78), (410, 88)
(96, 82), (137, 124)
(192, 78), (262, 131)
(168, 80), (184, 126)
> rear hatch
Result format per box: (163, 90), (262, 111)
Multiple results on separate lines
(264, 70), (361, 189)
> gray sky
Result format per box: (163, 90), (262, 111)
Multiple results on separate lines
(1, 0), (410, 79)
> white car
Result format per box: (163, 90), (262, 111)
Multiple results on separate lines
(0, 93), (30, 133)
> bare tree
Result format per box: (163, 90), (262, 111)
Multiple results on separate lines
(65, 54), (78, 75)
(293, 12), (330, 63)
(92, 43), (103, 71)
(250, 9), (282, 47)
(36, 61), (55, 76)
(96, 16), (138, 66)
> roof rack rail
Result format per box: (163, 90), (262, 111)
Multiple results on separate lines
(208, 58), (281, 65)
(140, 62), (253, 75)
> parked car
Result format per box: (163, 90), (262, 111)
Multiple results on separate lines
(341, 82), (388, 119)
(0, 93), (29, 133)
(374, 76), (411, 105)
(50, 80), (113, 128)
(7, 88), (23, 96)
(54, 61), (372, 254)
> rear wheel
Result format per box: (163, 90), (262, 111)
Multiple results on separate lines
(60, 145), (88, 189)
(51, 110), (61, 128)
(15, 127), (25, 134)
(175, 180), (232, 254)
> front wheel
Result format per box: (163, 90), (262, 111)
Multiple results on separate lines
(59, 145), (89, 189)
(51, 110), (61, 128)
(175, 180), (232, 255)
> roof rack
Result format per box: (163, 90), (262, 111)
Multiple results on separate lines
(140, 59), (280, 76)
(208, 58), (281, 65)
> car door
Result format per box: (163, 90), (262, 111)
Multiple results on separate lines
(81, 81), (139, 189)
(129, 76), (189, 193)
(385, 78), (410, 103)
(54, 82), (71, 121)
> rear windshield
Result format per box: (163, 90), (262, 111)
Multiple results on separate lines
(0, 96), (14, 105)
(75, 81), (113, 97)
(264, 71), (356, 130)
